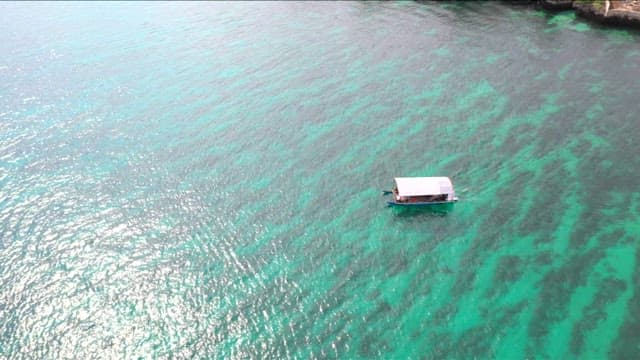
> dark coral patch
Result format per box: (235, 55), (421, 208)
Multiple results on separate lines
(609, 249), (640, 360)
(494, 255), (524, 283)
(528, 249), (604, 344)
(570, 277), (627, 355)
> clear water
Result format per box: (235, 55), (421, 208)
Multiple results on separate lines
(1, 1), (640, 358)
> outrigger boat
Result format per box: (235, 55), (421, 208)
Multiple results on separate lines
(383, 177), (458, 206)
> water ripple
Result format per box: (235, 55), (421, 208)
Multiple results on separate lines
(2, 1), (640, 358)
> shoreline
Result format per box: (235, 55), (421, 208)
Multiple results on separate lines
(517, 0), (640, 28)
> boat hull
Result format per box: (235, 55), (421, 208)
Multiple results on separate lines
(387, 200), (457, 207)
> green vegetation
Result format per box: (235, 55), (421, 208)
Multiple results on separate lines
(588, 0), (604, 11)
(569, 0), (604, 11)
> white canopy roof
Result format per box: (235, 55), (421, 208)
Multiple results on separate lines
(395, 177), (454, 197)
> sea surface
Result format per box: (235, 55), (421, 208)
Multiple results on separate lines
(2, 1), (640, 358)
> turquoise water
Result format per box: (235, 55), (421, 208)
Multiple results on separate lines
(2, 1), (640, 358)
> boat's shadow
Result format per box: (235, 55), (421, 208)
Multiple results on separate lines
(390, 203), (455, 218)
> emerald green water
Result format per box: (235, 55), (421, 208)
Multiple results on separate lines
(1, 1), (640, 358)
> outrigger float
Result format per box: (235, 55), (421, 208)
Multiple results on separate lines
(383, 177), (458, 207)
